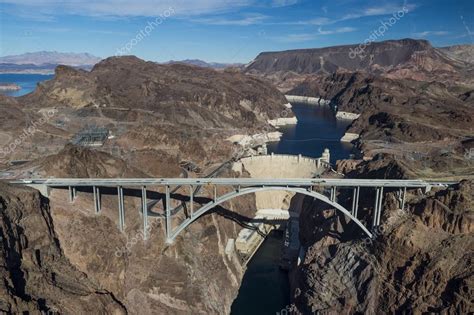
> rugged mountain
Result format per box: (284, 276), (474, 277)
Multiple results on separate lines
(245, 39), (473, 90)
(0, 51), (101, 66)
(0, 51), (101, 74)
(1, 143), (260, 314)
(285, 46), (474, 311)
(288, 71), (474, 179)
(165, 59), (243, 69)
(28, 144), (150, 178)
(0, 56), (289, 170)
(0, 183), (126, 313)
(439, 44), (474, 64)
(291, 180), (473, 314)
(0, 57), (289, 312)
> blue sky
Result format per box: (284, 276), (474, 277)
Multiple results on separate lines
(0, 0), (473, 63)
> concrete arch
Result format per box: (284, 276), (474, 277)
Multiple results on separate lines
(168, 186), (372, 242)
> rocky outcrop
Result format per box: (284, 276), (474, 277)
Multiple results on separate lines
(291, 180), (474, 314)
(413, 180), (473, 234)
(287, 69), (474, 178)
(3, 144), (261, 314)
(1, 56), (292, 169)
(439, 44), (474, 64)
(246, 39), (473, 89)
(0, 183), (126, 313)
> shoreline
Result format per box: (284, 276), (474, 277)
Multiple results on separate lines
(0, 83), (21, 91)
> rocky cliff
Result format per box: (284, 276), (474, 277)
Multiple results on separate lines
(2, 144), (260, 314)
(289, 70), (474, 179)
(0, 183), (126, 313)
(291, 180), (473, 314)
(247, 39), (471, 83)
(246, 39), (474, 92)
(1, 56), (290, 171)
(0, 56), (292, 313)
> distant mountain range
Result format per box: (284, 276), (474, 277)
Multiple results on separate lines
(439, 44), (474, 64)
(245, 39), (474, 75)
(164, 59), (243, 69)
(0, 51), (102, 74)
(0, 52), (243, 74)
(244, 39), (474, 91)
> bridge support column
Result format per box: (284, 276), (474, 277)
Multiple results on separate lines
(351, 187), (356, 216)
(353, 187), (360, 218)
(330, 187), (337, 202)
(117, 186), (125, 232)
(142, 186), (148, 240)
(189, 185), (194, 218)
(93, 186), (101, 213)
(165, 185), (172, 243)
(401, 187), (406, 211)
(372, 187), (380, 228)
(69, 186), (76, 203)
(376, 187), (384, 226)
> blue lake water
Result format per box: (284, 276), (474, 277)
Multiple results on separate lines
(0, 73), (53, 97)
(267, 103), (354, 164)
(232, 103), (354, 315)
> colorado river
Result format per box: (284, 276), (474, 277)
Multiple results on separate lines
(267, 103), (354, 163)
(231, 103), (354, 314)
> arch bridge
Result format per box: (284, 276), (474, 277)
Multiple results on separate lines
(13, 178), (454, 243)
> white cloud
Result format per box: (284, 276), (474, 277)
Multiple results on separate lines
(0, 0), (297, 17)
(191, 13), (268, 26)
(271, 0), (298, 7)
(275, 33), (318, 42)
(412, 31), (450, 37)
(341, 3), (417, 20)
(290, 3), (417, 26)
(274, 27), (356, 42)
(317, 26), (357, 35)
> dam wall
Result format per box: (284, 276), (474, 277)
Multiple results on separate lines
(232, 153), (329, 209)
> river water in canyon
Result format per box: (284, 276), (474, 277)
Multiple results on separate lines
(231, 103), (353, 314)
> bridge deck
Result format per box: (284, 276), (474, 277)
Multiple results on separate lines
(11, 178), (455, 188)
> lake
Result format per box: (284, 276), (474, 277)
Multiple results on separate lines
(0, 73), (53, 97)
(267, 103), (354, 163)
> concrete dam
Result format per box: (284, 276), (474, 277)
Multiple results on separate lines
(232, 153), (330, 210)
(231, 152), (330, 263)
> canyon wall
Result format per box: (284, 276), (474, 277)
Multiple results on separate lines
(290, 180), (473, 314)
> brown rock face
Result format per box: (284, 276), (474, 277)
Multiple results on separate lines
(0, 183), (125, 314)
(3, 142), (259, 314)
(288, 69), (474, 179)
(439, 44), (474, 64)
(1, 56), (290, 169)
(31, 144), (150, 178)
(291, 181), (474, 314)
